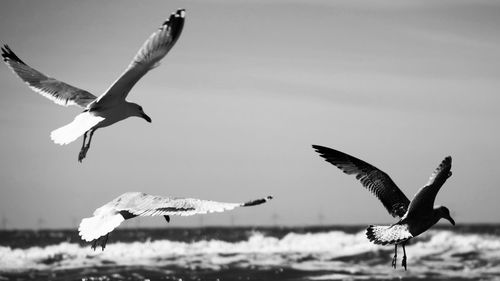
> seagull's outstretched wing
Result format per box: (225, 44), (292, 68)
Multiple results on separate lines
(405, 156), (452, 217)
(126, 193), (273, 217)
(78, 192), (272, 244)
(95, 9), (185, 106)
(1, 45), (97, 108)
(312, 145), (410, 218)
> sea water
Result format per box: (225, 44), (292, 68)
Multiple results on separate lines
(0, 225), (499, 281)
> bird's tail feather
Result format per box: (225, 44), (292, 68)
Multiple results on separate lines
(78, 214), (124, 242)
(50, 112), (104, 145)
(366, 224), (412, 245)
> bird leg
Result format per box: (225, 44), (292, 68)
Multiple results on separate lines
(78, 129), (95, 162)
(392, 244), (398, 268)
(101, 233), (109, 251)
(90, 233), (109, 251)
(164, 215), (170, 223)
(78, 131), (88, 162)
(402, 242), (407, 271)
(91, 238), (98, 251)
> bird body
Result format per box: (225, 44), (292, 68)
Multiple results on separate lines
(79, 192), (273, 250)
(2, 9), (185, 161)
(50, 101), (147, 145)
(312, 145), (454, 270)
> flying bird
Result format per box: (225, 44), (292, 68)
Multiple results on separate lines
(2, 9), (186, 162)
(78, 192), (273, 250)
(312, 145), (454, 270)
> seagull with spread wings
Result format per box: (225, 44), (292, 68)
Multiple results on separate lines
(312, 145), (455, 270)
(2, 9), (186, 162)
(79, 192), (273, 250)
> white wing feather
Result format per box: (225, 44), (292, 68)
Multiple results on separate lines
(95, 9), (185, 105)
(1, 45), (97, 108)
(78, 192), (272, 243)
(134, 198), (242, 217)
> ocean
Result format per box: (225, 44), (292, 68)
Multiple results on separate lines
(1, 224), (499, 281)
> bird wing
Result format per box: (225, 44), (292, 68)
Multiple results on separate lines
(95, 9), (185, 106)
(123, 193), (273, 217)
(312, 145), (410, 218)
(78, 192), (272, 242)
(2, 45), (97, 108)
(405, 156), (452, 218)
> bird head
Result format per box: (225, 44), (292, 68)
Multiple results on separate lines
(129, 103), (151, 123)
(437, 206), (455, 226)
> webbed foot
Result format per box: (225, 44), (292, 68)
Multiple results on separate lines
(391, 244), (397, 268)
(392, 254), (397, 268)
(78, 146), (89, 162)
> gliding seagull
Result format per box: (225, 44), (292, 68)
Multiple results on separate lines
(312, 145), (455, 270)
(79, 192), (273, 250)
(2, 9), (186, 162)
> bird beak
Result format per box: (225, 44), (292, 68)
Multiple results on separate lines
(142, 113), (152, 123)
(446, 215), (455, 226)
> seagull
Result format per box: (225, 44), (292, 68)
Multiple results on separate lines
(78, 192), (273, 250)
(312, 145), (455, 270)
(1, 9), (186, 162)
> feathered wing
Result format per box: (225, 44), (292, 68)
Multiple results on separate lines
(1, 45), (97, 108)
(122, 192), (273, 217)
(78, 192), (272, 243)
(425, 156), (453, 189)
(405, 156), (452, 217)
(312, 145), (410, 218)
(50, 111), (104, 145)
(95, 9), (185, 106)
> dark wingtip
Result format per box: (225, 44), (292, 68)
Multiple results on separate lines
(311, 144), (323, 155)
(1, 44), (9, 61)
(162, 8), (186, 26)
(242, 196), (273, 207)
(176, 8), (186, 16)
(311, 144), (322, 150)
(311, 144), (330, 154)
(1, 44), (26, 64)
(311, 144), (333, 161)
(440, 156), (452, 168)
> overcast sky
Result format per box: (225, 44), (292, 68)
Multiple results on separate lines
(1, 0), (499, 229)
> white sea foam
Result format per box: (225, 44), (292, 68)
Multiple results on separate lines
(1, 229), (499, 279)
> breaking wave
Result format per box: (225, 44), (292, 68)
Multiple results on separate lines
(1, 229), (499, 279)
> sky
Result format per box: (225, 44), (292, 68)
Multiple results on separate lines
(0, 0), (499, 229)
